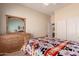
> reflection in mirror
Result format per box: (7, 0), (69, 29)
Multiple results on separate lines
(6, 15), (26, 33)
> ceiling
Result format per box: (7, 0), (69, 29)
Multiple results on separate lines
(20, 3), (70, 16)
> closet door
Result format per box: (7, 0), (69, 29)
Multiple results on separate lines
(55, 19), (66, 40)
(75, 18), (79, 41)
(66, 18), (77, 41)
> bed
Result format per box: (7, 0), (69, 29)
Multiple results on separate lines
(20, 37), (79, 56)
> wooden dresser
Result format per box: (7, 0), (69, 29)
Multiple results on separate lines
(0, 32), (31, 53)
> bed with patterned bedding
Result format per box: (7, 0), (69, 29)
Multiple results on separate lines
(21, 38), (79, 56)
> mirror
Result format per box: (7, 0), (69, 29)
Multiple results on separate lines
(6, 15), (26, 33)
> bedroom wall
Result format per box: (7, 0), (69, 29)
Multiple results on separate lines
(54, 4), (79, 41)
(0, 3), (50, 38)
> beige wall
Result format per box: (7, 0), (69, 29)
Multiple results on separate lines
(55, 4), (79, 20)
(54, 4), (79, 41)
(0, 4), (50, 37)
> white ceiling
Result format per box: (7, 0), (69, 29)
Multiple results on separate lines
(20, 3), (70, 16)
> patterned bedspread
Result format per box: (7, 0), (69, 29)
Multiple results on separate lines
(21, 38), (79, 56)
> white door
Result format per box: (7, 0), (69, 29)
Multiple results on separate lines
(55, 18), (79, 41)
(55, 19), (66, 40)
(75, 18), (79, 41)
(66, 18), (77, 41)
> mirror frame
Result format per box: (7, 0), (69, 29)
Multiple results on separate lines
(6, 15), (26, 34)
